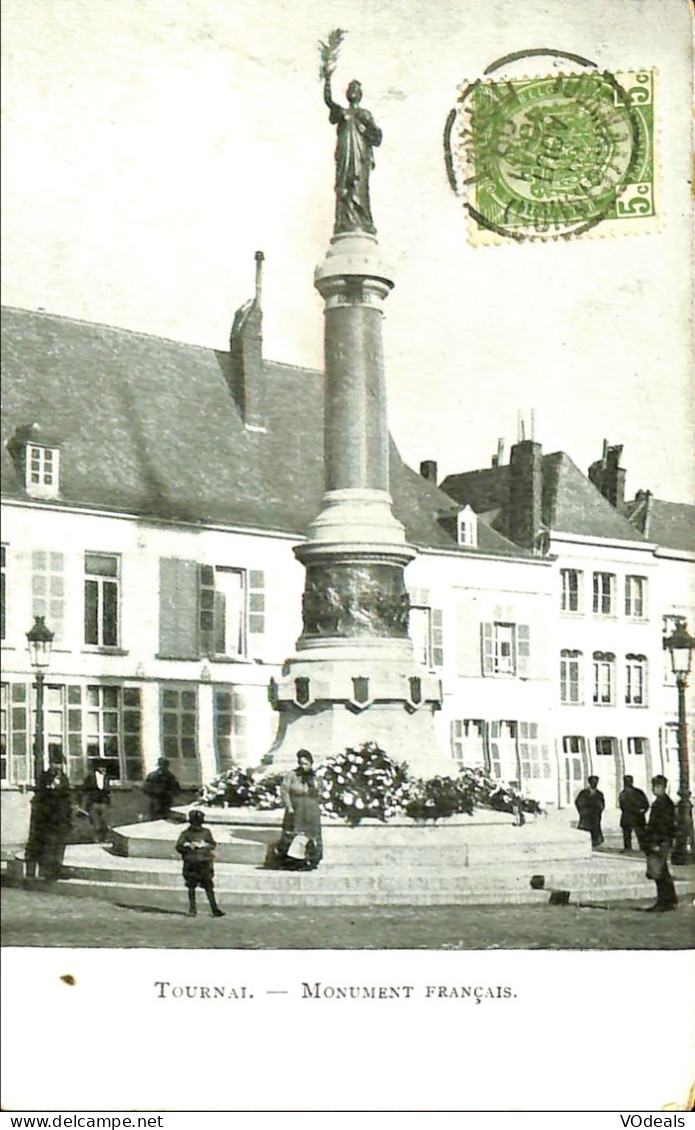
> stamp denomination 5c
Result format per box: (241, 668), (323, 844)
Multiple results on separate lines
(446, 67), (656, 244)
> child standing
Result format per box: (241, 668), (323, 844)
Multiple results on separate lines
(175, 810), (225, 917)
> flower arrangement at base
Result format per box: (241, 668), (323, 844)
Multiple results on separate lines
(457, 766), (543, 817)
(316, 741), (411, 826)
(249, 773), (284, 810)
(199, 767), (255, 808)
(198, 748), (543, 824)
(404, 775), (476, 822)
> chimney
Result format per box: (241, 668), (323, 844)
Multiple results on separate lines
(506, 439), (543, 550)
(420, 460), (438, 484)
(632, 489), (653, 536)
(588, 441), (626, 510)
(229, 251), (266, 431)
(491, 437), (506, 467)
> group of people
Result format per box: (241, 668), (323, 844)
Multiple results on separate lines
(24, 754), (182, 881)
(575, 772), (679, 912)
(24, 747), (679, 918)
(175, 748), (323, 918)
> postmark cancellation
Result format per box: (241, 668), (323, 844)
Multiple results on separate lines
(447, 68), (656, 244)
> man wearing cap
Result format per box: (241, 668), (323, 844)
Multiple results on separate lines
(80, 758), (112, 844)
(618, 774), (649, 852)
(643, 775), (678, 912)
(575, 775), (605, 848)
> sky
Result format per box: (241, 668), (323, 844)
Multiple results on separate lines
(2, 0), (693, 503)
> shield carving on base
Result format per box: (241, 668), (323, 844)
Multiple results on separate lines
(348, 676), (372, 712)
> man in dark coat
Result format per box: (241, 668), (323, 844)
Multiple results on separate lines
(643, 775), (678, 912)
(575, 775), (605, 848)
(143, 757), (181, 820)
(618, 774), (649, 851)
(80, 758), (112, 843)
(25, 751), (72, 880)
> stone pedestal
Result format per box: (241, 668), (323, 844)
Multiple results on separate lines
(266, 232), (452, 777)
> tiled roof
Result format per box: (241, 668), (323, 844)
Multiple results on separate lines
(441, 452), (648, 545)
(1, 306), (519, 556)
(625, 496), (695, 554)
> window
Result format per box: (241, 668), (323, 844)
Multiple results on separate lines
(481, 622), (531, 677)
(627, 737), (648, 757)
(625, 654), (647, 706)
(159, 560), (265, 661)
(451, 719), (485, 766)
(84, 553), (119, 647)
(593, 572), (616, 616)
(86, 685), (143, 782)
(161, 686), (197, 763)
(200, 566), (245, 656)
(661, 725), (679, 772)
(518, 721), (552, 780)
(563, 735), (585, 757)
(214, 687), (248, 773)
(32, 551), (64, 643)
(2, 684), (28, 784)
(26, 444), (60, 495)
(625, 575), (647, 619)
(457, 507), (477, 547)
(488, 720), (519, 782)
(593, 651), (616, 705)
(561, 568), (583, 613)
(409, 603), (444, 668)
(562, 736), (586, 804)
(0, 547), (5, 641)
(560, 649), (583, 704)
(595, 736), (616, 757)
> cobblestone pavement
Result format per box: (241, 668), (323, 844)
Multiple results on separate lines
(2, 885), (694, 949)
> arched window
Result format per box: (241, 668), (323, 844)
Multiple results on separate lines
(592, 651), (616, 705)
(625, 654), (648, 706)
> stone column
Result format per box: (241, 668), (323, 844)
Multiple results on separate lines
(267, 232), (451, 777)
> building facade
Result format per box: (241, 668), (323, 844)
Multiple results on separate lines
(2, 303), (693, 822)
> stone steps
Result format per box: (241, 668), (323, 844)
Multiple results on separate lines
(39, 871), (680, 909)
(9, 809), (693, 909)
(7, 840), (689, 908)
(56, 856), (650, 893)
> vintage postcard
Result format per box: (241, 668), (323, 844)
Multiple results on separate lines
(1, 0), (693, 1115)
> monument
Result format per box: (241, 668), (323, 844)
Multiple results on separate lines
(268, 31), (452, 775)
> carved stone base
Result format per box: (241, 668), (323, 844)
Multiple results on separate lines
(265, 651), (453, 777)
(266, 698), (454, 779)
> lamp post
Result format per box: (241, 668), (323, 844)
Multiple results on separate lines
(663, 621), (695, 865)
(26, 615), (54, 786)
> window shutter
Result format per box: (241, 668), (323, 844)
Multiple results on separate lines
(249, 571), (265, 635)
(481, 622), (494, 676)
(517, 624), (531, 677)
(432, 608), (444, 667)
(158, 559), (199, 659)
(455, 603), (480, 676)
(11, 683), (28, 784)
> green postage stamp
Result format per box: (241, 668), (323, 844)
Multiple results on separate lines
(448, 69), (656, 243)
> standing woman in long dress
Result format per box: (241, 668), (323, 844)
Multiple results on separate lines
(275, 750), (323, 870)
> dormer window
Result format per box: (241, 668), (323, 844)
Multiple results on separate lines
(7, 423), (62, 499)
(457, 506), (478, 547)
(27, 444), (59, 495)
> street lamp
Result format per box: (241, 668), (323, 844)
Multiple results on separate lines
(26, 615), (54, 786)
(663, 621), (695, 866)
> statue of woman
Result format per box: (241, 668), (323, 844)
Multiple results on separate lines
(323, 76), (382, 235)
